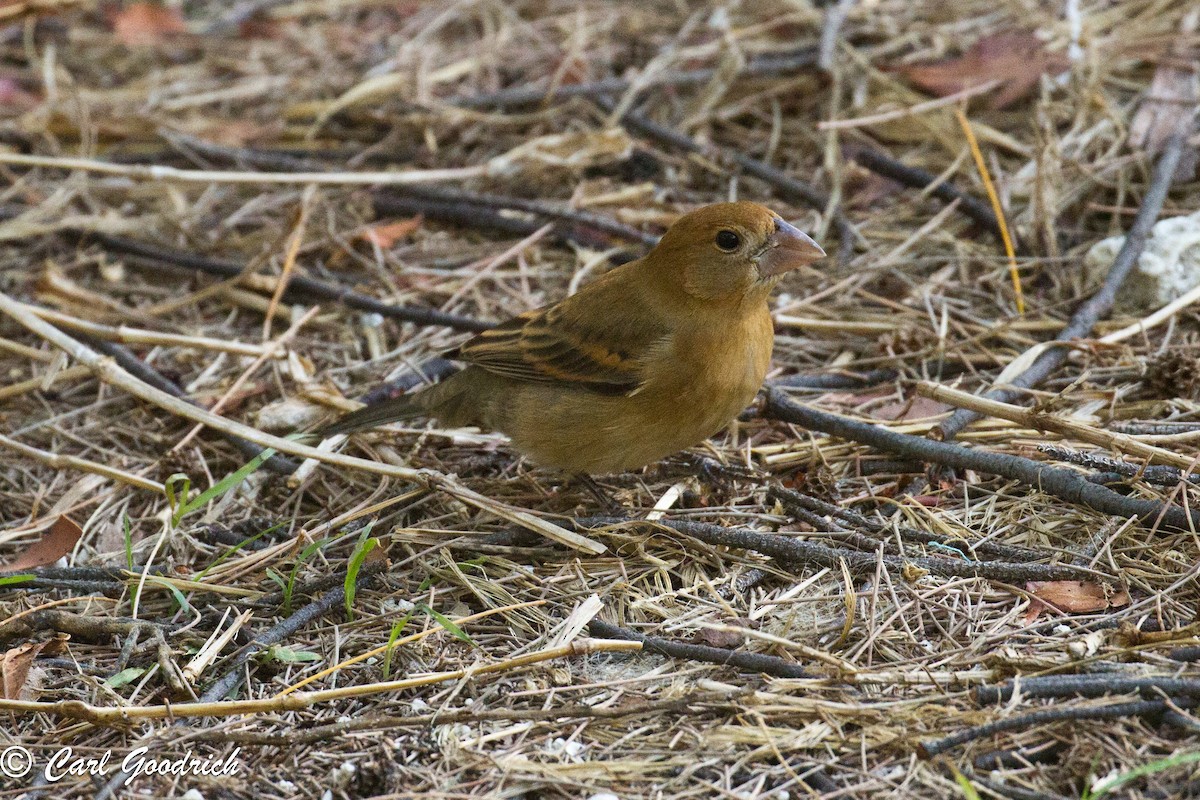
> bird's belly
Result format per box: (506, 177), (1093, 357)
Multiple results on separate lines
(498, 342), (767, 474)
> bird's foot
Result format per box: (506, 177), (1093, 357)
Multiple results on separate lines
(572, 473), (624, 515)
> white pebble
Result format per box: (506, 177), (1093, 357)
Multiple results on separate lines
(1086, 211), (1200, 311)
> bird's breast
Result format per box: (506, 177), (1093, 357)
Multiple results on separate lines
(646, 306), (773, 424)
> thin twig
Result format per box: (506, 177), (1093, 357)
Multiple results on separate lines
(375, 184), (659, 246)
(767, 485), (1053, 562)
(144, 135), (658, 249)
(92, 231), (493, 333)
(0, 204), (491, 333)
(820, 79), (1000, 129)
(0, 151), (487, 185)
(1038, 443), (1196, 486)
(955, 107), (1024, 313)
(0, 434), (163, 493)
(193, 689), (745, 745)
(453, 48), (819, 109)
(77, 334), (301, 475)
(1, 636), (643, 721)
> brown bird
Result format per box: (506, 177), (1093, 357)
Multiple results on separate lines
(320, 201), (825, 474)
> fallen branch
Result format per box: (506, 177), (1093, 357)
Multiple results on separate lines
(453, 48), (819, 109)
(976, 674), (1200, 704)
(762, 386), (1200, 531)
(919, 697), (1194, 758)
(587, 618), (808, 678)
(582, 516), (1103, 583)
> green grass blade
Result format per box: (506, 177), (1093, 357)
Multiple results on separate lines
(1089, 750), (1200, 798)
(174, 448), (275, 525)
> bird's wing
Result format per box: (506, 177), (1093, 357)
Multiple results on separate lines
(447, 283), (670, 396)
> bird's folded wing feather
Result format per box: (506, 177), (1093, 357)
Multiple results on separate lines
(447, 283), (670, 396)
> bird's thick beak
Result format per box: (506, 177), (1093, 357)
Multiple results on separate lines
(758, 217), (826, 278)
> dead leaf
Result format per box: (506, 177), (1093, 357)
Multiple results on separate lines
(0, 76), (40, 113)
(1129, 59), (1198, 181)
(899, 31), (1069, 110)
(870, 396), (952, 421)
(1131, 62), (1198, 149)
(1, 637), (65, 700)
(237, 13), (282, 40)
(111, 2), (187, 47)
(188, 119), (279, 148)
(4, 515), (82, 570)
(691, 625), (749, 649)
(359, 215), (423, 249)
(1023, 581), (1131, 624)
(908, 495), (943, 508)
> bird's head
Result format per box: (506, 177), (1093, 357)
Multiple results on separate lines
(646, 201), (826, 303)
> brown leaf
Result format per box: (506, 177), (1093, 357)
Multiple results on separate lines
(899, 31), (1069, 110)
(1023, 580), (1131, 623)
(111, 2), (186, 47)
(237, 13), (282, 40)
(1129, 60), (1198, 180)
(189, 119), (278, 148)
(691, 627), (747, 650)
(1, 637), (65, 700)
(870, 396), (952, 421)
(359, 215), (423, 249)
(0, 76), (40, 113)
(4, 515), (83, 570)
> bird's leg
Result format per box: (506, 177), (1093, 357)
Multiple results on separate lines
(573, 473), (623, 514)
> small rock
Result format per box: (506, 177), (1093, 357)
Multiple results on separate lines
(1086, 211), (1200, 311)
(255, 397), (325, 431)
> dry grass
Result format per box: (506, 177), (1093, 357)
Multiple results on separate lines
(2, 1), (1200, 798)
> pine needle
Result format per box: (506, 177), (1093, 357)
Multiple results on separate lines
(955, 106), (1024, 315)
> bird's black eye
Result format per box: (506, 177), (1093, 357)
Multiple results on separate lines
(715, 230), (741, 251)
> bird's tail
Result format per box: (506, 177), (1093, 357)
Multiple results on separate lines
(316, 394), (423, 438)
